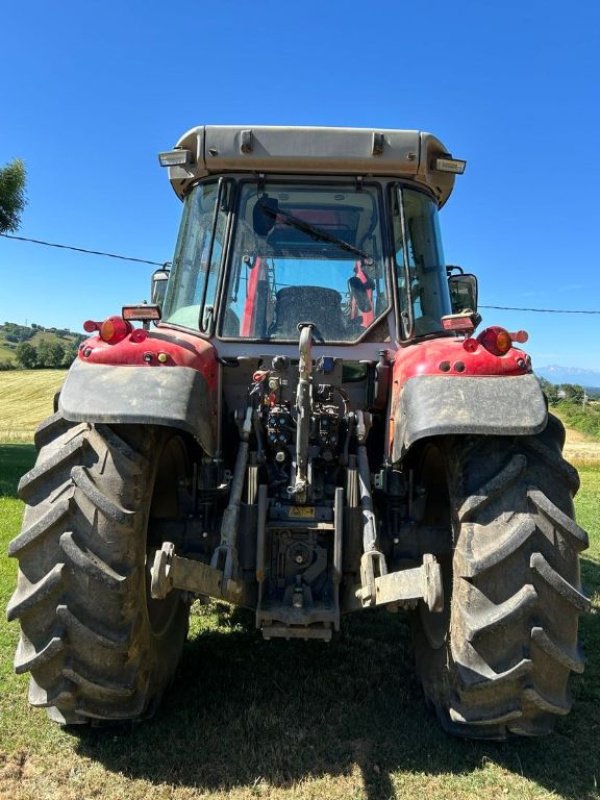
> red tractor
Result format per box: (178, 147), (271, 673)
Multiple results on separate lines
(8, 126), (589, 738)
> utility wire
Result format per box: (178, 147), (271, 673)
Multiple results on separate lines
(3, 231), (600, 315)
(0, 232), (168, 267)
(480, 305), (600, 315)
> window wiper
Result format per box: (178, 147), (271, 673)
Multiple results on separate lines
(258, 199), (373, 265)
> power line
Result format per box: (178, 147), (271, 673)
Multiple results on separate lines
(2, 231), (600, 315)
(0, 232), (168, 267)
(481, 305), (600, 315)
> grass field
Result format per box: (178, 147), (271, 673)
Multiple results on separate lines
(1, 391), (599, 798)
(0, 371), (65, 441)
(554, 401), (600, 442)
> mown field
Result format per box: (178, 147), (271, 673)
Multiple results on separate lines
(0, 371), (65, 441)
(1, 376), (599, 800)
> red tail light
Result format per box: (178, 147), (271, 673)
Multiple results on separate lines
(130, 328), (148, 343)
(99, 316), (132, 344)
(477, 326), (512, 356)
(83, 320), (101, 333)
(510, 329), (529, 344)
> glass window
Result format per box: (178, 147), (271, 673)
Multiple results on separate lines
(220, 182), (389, 342)
(392, 187), (451, 338)
(162, 181), (229, 331)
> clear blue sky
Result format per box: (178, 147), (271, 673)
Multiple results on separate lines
(1, 0), (599, 370)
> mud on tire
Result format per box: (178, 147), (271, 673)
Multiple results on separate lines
(7, 414), (191, 724)
(413, 415), (590, 739)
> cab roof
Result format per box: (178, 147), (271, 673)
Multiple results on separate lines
(161, 125), (463, 207)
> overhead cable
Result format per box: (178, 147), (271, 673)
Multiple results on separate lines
(0, 232), (168, 267)
(480, 305), (600, 315)
(3, 232), (600, 314)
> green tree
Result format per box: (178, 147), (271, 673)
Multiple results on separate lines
(560, 383), (585, 403)
(36, 340), (66, 368)
(46, 342), (65, 367)
(15, 342), (37, 369)
(0, 159), (27, 233)
(61, 342), (80, 367)
(36, 339), (51, 366)
(538, 377), (559, 405)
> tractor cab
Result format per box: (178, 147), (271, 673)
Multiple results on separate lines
(158, 126), (467, 349)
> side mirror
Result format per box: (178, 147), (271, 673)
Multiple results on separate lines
(448, 272), (478, 314)
(151, 267), (170, 307)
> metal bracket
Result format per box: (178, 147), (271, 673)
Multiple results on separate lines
(372, 132), (385, 157)
(357, 549), (388, 607)
(291, 324), (313, 501)
(240, 129), (254, 154)
(151, 542), (245, 604)
(370, 554), (443, 611)
(211, 406), (253, 581)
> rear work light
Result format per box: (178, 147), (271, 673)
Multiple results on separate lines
(99, 316), (132, 345)
(158, 149), (193, 167)
(122, 304), (161, 322)
(441, 312), (476, 333)
(433, 157), (467, 174)
(477, 326), (512, 356)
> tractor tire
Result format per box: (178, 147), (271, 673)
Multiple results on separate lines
(7, 414), (191, 725)
(412, 415), (590, 739)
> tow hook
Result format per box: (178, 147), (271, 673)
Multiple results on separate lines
(355, 553), (444, 612)
(150, 541), (245, 604)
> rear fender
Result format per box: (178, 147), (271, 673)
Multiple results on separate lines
(390, 373), (547, 463)
(59, 359), (219, 456)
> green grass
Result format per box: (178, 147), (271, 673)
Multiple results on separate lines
(1, 444), (599, 800)
(0, 340), (17, 362)
(554, 401), (600, 441)
(0, 444), (36, 497)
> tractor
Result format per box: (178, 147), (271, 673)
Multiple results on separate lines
(8, 125), (590, 738)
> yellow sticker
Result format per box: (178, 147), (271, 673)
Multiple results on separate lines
(289, 506), (316, 519)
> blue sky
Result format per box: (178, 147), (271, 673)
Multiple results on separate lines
(1, 0), (599, 370)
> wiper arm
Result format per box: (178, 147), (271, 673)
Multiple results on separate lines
(258, 200), (373, 265)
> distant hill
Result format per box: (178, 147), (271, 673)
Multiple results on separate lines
(536, 364), (600, 389)
(0, 322), (85, 368)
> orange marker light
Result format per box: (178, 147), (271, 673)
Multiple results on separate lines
(477, 326), (513, 356)
(496, 329), (512, 353)
(99, 316), (132, 345)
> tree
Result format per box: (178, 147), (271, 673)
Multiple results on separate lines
(559, 383), (585, 404)
(36, 339), (51, 367)
(61, 342), (80, 367)
(46, 342), (65, 368)
(15, 342), (37, 369)
(0, 159), (27, 233)
(35, 339), (66, 368)
(538, 377), (559, 405)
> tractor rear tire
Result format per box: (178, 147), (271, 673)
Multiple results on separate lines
(7, 414), (191, 724)
(412, 415), (590, 739)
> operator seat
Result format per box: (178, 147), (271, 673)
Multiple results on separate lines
(270, 286), (345, 340)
